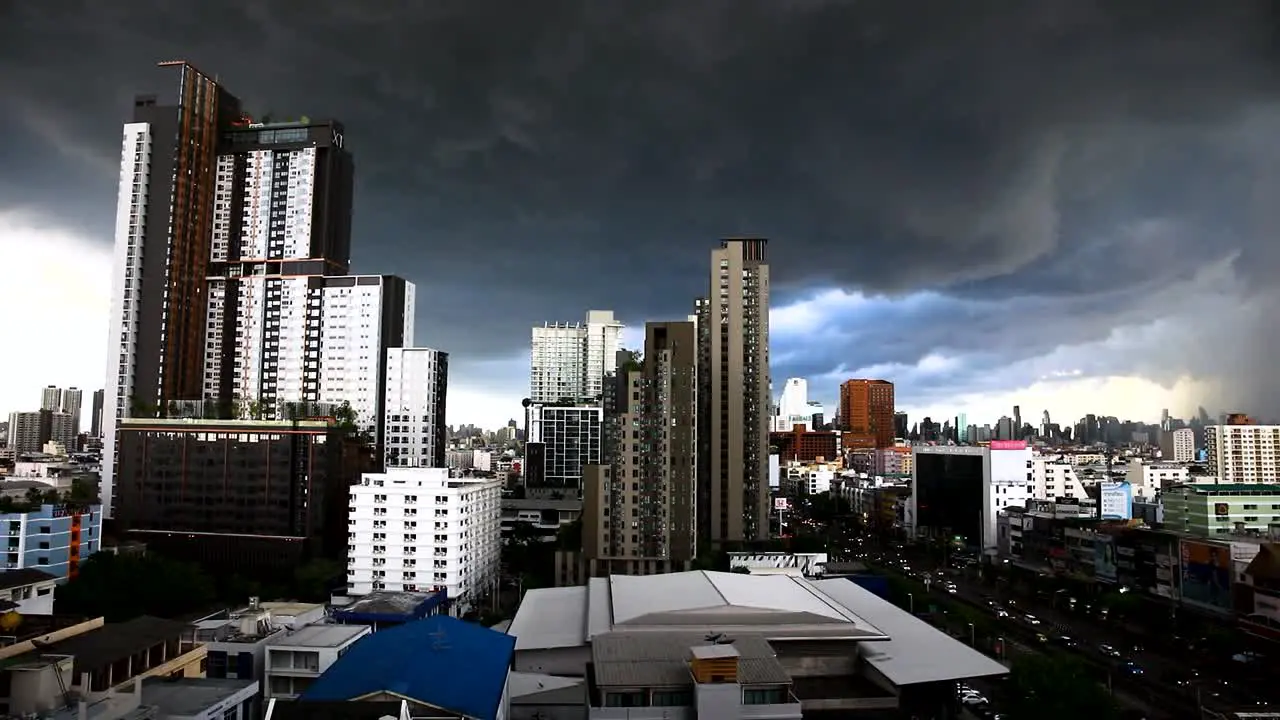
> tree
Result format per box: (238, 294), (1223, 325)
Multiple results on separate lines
(56, 552), (217, 621)
(68, 478), (100, 505)
(1007, 655), (1119, 720)
(293, 558), (344, 601)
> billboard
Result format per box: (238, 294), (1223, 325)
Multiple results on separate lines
(1179, 539), (1233, 612)
(774, 497), (790, 511)
(989, 440), (1027, 450)
(1095, 535), (1118, 582)
(1099, 482), (1133, 520)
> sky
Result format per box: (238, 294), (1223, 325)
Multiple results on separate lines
(3, 1), (1280, 431)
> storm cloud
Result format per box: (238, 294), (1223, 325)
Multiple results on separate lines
(2, 0), (1279, 424)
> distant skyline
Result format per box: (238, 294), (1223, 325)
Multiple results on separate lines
(4, 2), (1278, 428)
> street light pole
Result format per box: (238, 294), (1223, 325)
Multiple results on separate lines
(969, 622), (975, 646)
(908, 593), (915, 614)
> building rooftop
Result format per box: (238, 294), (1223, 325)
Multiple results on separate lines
(331, 590), (445, 622)
(501, 498), (582, 512)
(301, 615), (514, 720)
(1170, 483), (1280, 496)
(591, 632), (790, 688)
(266, 699), (408, 720)
(269, 624), (368, 648)
(509, 571), (888, 652)
(811, 578), (1009, 686)
(33, 616), (188, 676)
(0, 568), (58, 590)
(508, 672), (585, 704)
(141, 676), (257, 717)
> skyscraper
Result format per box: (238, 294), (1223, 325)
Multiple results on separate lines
(583, 321), (698, 574)
(839, 379), (895, 449)
(383, 347), (449, 468)
(91, 389), (105, 438)
(697, 238), (771, 546)
(61, 388), (83, 435)
(103, 61), (243, 516)
(40, 386), (62, 412)
(529, 310), (624, 404)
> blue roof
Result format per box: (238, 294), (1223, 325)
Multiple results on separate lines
(300, 615), (515, 720)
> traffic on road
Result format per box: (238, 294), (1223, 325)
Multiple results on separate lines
(811, 518), (1277, 719)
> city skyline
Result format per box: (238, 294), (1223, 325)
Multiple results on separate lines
(5, 3), (1280, 428)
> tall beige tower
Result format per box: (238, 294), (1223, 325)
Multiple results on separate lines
(697, 238), (771, 547)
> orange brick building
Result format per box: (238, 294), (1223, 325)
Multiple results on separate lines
(839, 379), (896, 449)
(770, 424), (839, 463)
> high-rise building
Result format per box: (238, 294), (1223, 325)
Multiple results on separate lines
(91, 389), (105, 438)
(383, 347), (449, 469)
(529, 310), (624, 404)
(583, 321), (697, 575)
(5, 412), (43, 454)
(839, 379), (895, 449)
(346, 468), (501, 613)
(696, 238), (771, 546)
(1205, 423), (1280, 483)
(102, 61), (244, 516)
(40, 386), (62, 412)
(1160, 427), (1195, 463)
(60, 388), (82, 435)
(523, 403), (603, 496)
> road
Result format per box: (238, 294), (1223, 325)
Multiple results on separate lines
(863, 541), (1268, 716)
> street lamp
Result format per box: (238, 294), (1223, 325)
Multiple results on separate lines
(907, 592), (915, 614)
(968, 622), (975, 646)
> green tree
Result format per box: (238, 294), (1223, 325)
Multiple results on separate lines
(40, 489), (62, 505)
(555, 519), (583, 550)
(293, 558), (344, 601)
(1007, 655), (1119, 720)
(55, 552), (217, 621)
(68, 478), (100, 505)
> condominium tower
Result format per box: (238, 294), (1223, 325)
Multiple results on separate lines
(529, 310), (624, 404)
(383, 347), (449, 469)
(583, 321), (698, 575)
(839, 379), (896, 449)
(696, 238), (771, 546)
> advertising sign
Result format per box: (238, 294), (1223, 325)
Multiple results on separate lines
(1094, 535), (1118, 583)
(1099, 482), (1133, 521)
(774, 497), (789, 511)
(989, 440), (1027, 450)
(1179, 539), (1233, 613)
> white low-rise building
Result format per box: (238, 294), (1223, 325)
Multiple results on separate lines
(1125, 460), (1190, 498)
(347, 467), (502, 614)
(264, 624), (371, 700)
(0, 569), (57, 614)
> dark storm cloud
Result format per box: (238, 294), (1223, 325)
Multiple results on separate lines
(3, 0), (1280, 412)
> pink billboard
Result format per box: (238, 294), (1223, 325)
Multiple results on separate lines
(989, 440), (1027, 450)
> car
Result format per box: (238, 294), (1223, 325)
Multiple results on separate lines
(1099, 643), (1122, 658)
(1023, 614), (1041, 625)
(1120, 661), (1144, 675)
(994, 608), (1010, 618)
(1055, 635), (1077, 648)
(961, 695), (989, 708)
(1036, 633), (1049, 644)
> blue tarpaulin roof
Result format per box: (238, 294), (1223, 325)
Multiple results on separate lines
(300, 615), (515, 720)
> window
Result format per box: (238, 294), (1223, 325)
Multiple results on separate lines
(652, 690), (692, 706)
(743, 688), (788, 705)
(604, 692), (646, 708)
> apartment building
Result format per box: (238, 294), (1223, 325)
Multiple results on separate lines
(346, 468), (502, 615)
(583, 321), (698, 576)
(1206, 423), (1280, 483)
(839, 379), (895, 449)
(530, 310), (624, 403)
(1161, 427), (1196, 463)
(0, 504), (102, 581)
(696, 238), (771, 546)
(523, 403), (603, 495)
(383, 347), (449, 469)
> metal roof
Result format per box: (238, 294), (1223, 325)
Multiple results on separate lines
(591, 632), (791, 688)
(511, 571), (888, 651)
(508, 585), (588, 651)
(811, 579), (1009, 686)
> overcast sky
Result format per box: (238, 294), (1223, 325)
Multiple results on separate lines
(3, 1), (1280, 430)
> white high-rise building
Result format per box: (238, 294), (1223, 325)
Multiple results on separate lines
(530, 310), (623, 403)
(346, 468), (502, 615)
(772, 377), (823, 431)
(40, 386), (62, 412)
(1206, 424), (1280, 483)
(1161, 427), (1195, 463)
(384, 348), (449, 469)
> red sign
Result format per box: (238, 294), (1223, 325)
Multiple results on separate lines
(990, 440), (1027, 450)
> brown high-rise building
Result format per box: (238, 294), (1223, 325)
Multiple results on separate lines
(840, 379), (896, 449)
(101, 62), (244, 516)
(583, 321), (698, 575)
(696, 238), (771, 547)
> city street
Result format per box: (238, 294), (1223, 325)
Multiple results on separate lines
(856, 539), (1269, 716)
